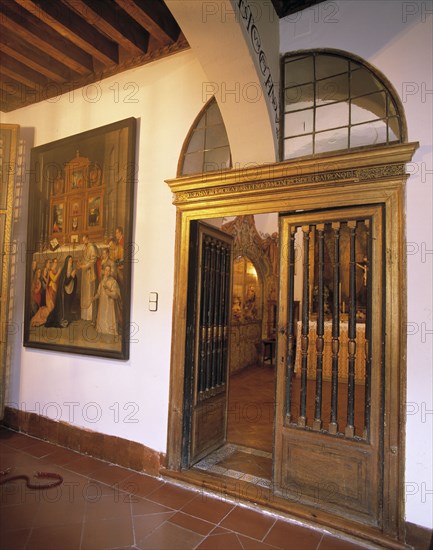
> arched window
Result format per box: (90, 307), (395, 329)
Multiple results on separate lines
(178, 97), (232, 176)
(281, 50), (406, 159)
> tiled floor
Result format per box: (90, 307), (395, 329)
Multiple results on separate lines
(194, 444), (272, 487)
(0, 427), (375, 549)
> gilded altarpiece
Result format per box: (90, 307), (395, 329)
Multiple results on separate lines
(221, 215), (278, 373)
(0, 124), (19, 419)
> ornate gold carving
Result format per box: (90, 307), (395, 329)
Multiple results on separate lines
(0, 124), (19, 419)
(172, 163), (406, 204)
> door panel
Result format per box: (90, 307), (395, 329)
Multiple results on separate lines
(183, 221), (233, 467)
(275, 206), (383, 526)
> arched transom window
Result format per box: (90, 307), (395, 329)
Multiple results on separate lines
(282, 51), (405, 159)
(179, 97), (232, 176)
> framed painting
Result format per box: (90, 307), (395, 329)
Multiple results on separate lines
(23, 118), (137, 360)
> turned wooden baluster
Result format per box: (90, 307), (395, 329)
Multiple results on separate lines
(313, 224), (325, 431)
(221, 245), (231, 383)
(216, 243), (226, 387)
(345, 221), (357, 438)
(363, 219), (371, 439)
(205, 238), (216, 392)
(299, 225), (310, 427)
(329, 222), (341, 435)
(211, 241), (221, 389)
(285, 226), (296, 421)
(199, 236), (211, 396)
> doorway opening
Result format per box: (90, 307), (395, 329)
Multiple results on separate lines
(165, 144), (417, 544)
(183, 208), (377, 505)
(183, 214), (278, 487)
(190, 214), (279, 488)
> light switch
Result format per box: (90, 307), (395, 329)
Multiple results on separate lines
(149, 292), (158, 311)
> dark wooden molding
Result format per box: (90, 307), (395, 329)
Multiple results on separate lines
(1, 2), (93, 75)
(115, 0), (181, 44)
(1, 406), (164, 477)
(405, 522), (433, 550)
(63, 0), (149, 57)
(15, 0), (120, 66)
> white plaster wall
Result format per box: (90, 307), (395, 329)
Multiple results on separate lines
(166, 0), (279, 164)
(1, 0), (431, 531)
(2, 50), (208, 454)
(280, 0), (433, 529)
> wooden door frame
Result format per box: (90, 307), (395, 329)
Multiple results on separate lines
(165, 142), (418, 545)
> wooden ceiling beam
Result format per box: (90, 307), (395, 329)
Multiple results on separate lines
(0, 53), (50, 89)
(0, 74), (40, 111)
(0, 91), (26, 112)
(14, 0), (119, 66)
(0, 3), (93, 75)
(64, 0), (149, 57)
(0, 28), (72, 83)
(114, 0), (180, 44)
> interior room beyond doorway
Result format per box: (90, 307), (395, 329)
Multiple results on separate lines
(192, 213), (278, 485)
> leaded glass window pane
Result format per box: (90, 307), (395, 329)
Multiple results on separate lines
(282, 51), (403, 159)
(180, 98), (232, 176)
(316, 73), (349, 105)
(285, 83), (314, 112)
(316, 102), (349, 132)
(285, 109), (314, 137)
(284, 56), (314, 87)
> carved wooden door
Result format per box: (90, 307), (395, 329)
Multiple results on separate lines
(182, 222), (233, 467)
(275, 205), (384, 527)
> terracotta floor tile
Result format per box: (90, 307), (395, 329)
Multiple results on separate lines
(238, 533), (281, 549)
(227, 366), (275, 453)
(168, 510), (216, 536)
(88, 463), (132, 486)
(34, 497), (86, 527)
(1, 480), (42, 507)
(263, 520), (323, 550)
(0, 427), (382, 550)
(209, 526), (232, 535)
(136, 520), (204, 550)
(197, 531), (244, 549)
(64, 455), (104, 475)
(0, 527), (31, 550)
(81, 516), (134, 549)
(117, 471), (164, 499)
(220, 506), (276, 540)
(79, 478), (118, 499)
(23, 440), (59, 458)
(133, 511), (176, 544)
(26, 522), (83, 550)
(85, 493), (132, 521)
(146, 482), (197, 510)
(181, 493), (235, 523)
(218, 450), (273, 480)
(40, 447), (81, 466)
(1, 432), (38, 450)
(132, 496), (174, 517)
(0, 452), (42, 471)
(0, 500), (40, 531)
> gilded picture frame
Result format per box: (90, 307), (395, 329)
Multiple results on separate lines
(1, 123), (19, 417)
(23, 118), (137, 360)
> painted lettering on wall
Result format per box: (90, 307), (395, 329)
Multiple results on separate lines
(236, 0), (279, 137)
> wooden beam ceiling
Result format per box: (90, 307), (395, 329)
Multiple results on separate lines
(0, 0), (325, 112)
(0, 0), (186, 112)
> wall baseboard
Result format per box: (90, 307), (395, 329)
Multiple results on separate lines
(1, 406), (165, 476)
(405, 522), (433, 550)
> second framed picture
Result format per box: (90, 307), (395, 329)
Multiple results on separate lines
(23, 118), (137, 360)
